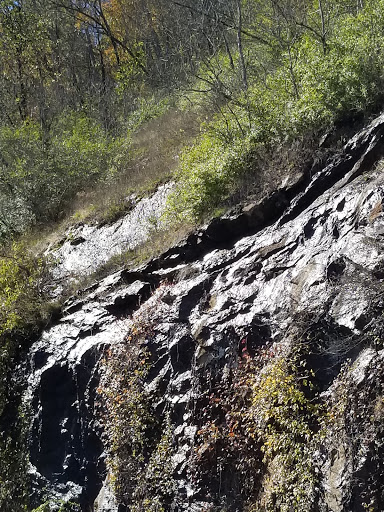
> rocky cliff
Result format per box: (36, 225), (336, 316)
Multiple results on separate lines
(10, 113), (384, 511)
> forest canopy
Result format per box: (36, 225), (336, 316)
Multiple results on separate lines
(0, 0), (383, 234)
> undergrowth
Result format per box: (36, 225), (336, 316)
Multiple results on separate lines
(98, 285), (177, 511)
(248, 351), (322, 512)
(0, 242), (49, 336)
(31, 501), (80, 512)
(0, 242), (55, 512)
(191, 338), (325, 512)
(167, 0), (384, 221)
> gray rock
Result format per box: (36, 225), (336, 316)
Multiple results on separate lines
(21, 112), (384, 510)
(94, 477), (119, 512)
(48, 183), (174, 280)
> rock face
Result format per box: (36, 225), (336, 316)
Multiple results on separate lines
(49, 183), (173, 281)
(25, 113), (384, 511)
(26, 272), (156, 509)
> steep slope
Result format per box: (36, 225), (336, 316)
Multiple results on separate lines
(17, 113), (384, 511)
(49, 183), (173, 282)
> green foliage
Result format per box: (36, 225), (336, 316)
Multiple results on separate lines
(248, 354), (322, 512)
(50, 111), (112, 184)
(0, 241), (46, 335)
(0, 241), (50, 512)
(0, 121), (47, 233)
(0, 0), (383, 231)
(31, 505), (50, 512)
(251, 357), (318, 460)
(167, 132), (255, 221)
(0, 114), (114, 233)
(131, 416), (176, 512)
(114, 41), (147, 92)
(0, 92), (175, 237)
(31, 500), (81, 512)
(0, 395), (29, 512)
(191, 341), (324, 512)
(167, 0), (384, 221)
(101, 344), (154, 501)
(125, 96), (170, 133)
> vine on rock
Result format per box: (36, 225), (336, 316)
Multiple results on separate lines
(97, 284), (176, 511)
(191, 338), (324, 512)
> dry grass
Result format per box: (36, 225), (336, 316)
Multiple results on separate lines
(22, 107), (201, 256)
(68, 107), (200, 226)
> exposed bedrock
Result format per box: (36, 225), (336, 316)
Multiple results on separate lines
(25, 113), (384, 511)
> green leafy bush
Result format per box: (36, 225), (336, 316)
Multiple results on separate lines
(167, 0), (384, 222)
(0, 241), (47, 336)
(0, 114), (114, 233)
(0, 242), (50, 512)
(167, 131), (255, 221)
(0, 93), (175, 238)
(50, 111), (112, 187)
(248, 354), (321, 512)
(0, 121), (47, 233)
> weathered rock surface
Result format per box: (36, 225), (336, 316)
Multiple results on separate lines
(26, 270), (155, 509)
(48, 183), (173, 281)
(25, 113), (384, 511)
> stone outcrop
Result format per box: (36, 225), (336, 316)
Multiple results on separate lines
(48, 183), (173, 282)
(24, 113), (384, 511)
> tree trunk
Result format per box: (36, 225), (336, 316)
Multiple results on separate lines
(237, 0), (247, 90)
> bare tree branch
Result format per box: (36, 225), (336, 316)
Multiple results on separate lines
(50, 0), (148, 73)
(170, 0), (274, 48)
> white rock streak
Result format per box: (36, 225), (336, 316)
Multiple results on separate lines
(50, 182), (174, 278)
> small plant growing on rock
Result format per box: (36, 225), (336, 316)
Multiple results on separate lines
(190, 346), (265, 509)
(31, 499), (81, 511)
(190, 335), (325, 512)
(99, 343), (155, 502)
(248, 351), (322, 512)
(98, 284), (177, 509)
(131, 415), (176, 512)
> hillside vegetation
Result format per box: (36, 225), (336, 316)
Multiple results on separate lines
(0, 1), (383, 237)
(1, 1), (384, 510)
(0, 0), (383, 332)
(0, 0), (384, 372)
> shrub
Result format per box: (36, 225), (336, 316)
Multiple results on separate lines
(0, 121), (46, 233)
(0, 241), (48, 336)
(98, 285), (177, 509)
(166, 131), (255, 221)
(49, 111), (113, 190)
(0, 114), (114, 234)
(0, 93), (176, 237)
(248, 354), (321, 512)
(0, 242), (50, 512)
(190, 339), (324, 512)
(167, 0), (384, 222)
(31, 500), (81, 512)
